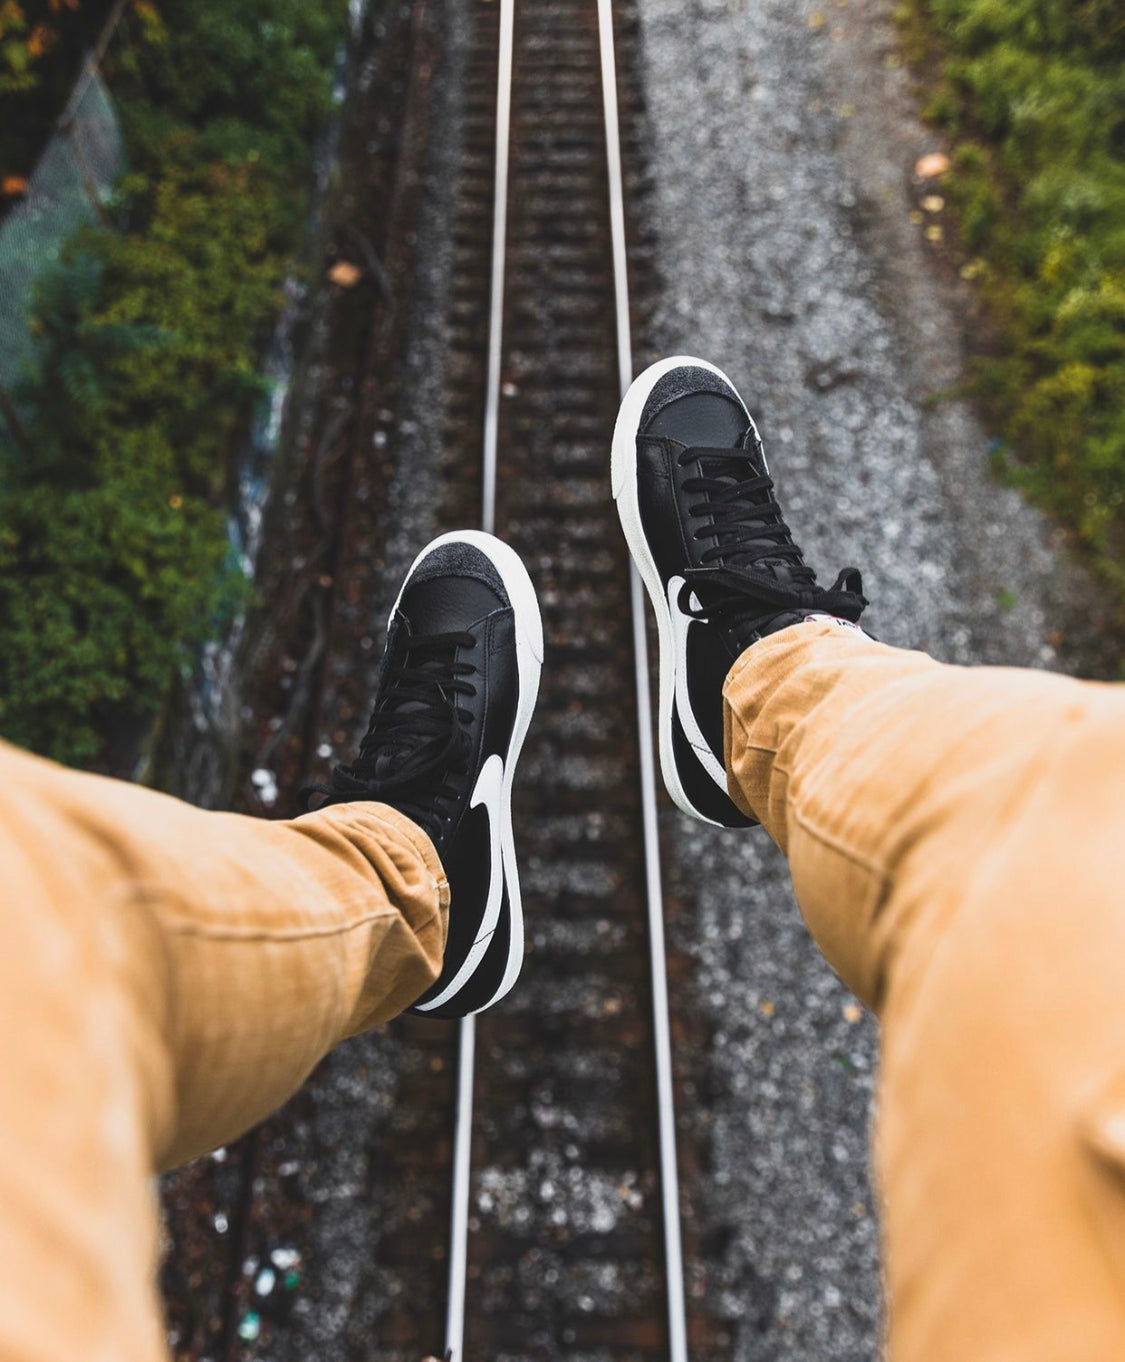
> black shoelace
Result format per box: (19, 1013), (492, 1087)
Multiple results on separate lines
(300, 631), (478, 842)
(675, 439), (867, 634)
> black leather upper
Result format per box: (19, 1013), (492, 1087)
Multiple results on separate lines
(397, 580), (520, 1016)
(299, 538), (528, 1018)
(627, 363), (866, 829)
(380, 577), (518, 862)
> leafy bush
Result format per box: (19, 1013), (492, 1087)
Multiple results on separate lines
(904, 0), (1125, 590)
(0, 0), (348, 767)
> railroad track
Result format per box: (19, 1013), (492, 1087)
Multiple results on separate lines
(160, 1), (707, 1358)
(443, 0), (685, 1358)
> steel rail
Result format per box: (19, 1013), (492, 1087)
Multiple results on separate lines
(595, 2), (690, 1359)
(444, 1010), (476, 1359)
(443, 0), (515, 1354)
(444, 1), (687, 1356)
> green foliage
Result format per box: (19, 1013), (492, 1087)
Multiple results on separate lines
(0, 0), (348, 767)
(115, 0), (342, 173)
(0, 458), (230, 764)
(905, 0), (1125, 594)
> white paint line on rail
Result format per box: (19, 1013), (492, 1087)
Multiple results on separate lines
(444, 0), (515, 1356)
(444, 1011), (476, 1359)
(480, 0), (516, 541)
(596, 2), (690, 1360)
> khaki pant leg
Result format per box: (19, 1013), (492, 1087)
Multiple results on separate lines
(724, 622), (1125, 1361)
(0, 739), (446, 1362)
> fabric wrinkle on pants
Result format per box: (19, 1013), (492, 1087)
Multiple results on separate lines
(724, 620), (1125, 1362)
(0, 738), (447, 1362)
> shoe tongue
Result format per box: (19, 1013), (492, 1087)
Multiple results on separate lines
(369, 707), (437, 780)
(371, 734), (424, 781)
(366, 597), (476, 779)
(734, 553), (804, 583)
(368, 695), (466, 783)
(694, 434), (758, 503)
(695, 432), (800, 580)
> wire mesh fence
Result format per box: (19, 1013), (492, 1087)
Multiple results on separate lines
(0, 33), (125, 433)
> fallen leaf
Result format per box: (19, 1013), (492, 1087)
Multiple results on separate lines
(922, 194), (945, 212)
(924, 223), (944, 242)
(915, 151), (950, 179)
(760, 999), (775, 1018)
(843, 1003), (862, 1023)
(1, 176), (29, 197)
(808, 10), (826, 28)
(329, 260), (363, 287)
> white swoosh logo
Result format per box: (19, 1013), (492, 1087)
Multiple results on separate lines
(668, 576), (729, 791)
(414, 753), (504, 1012)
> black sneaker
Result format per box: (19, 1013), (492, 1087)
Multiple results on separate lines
(612, 356), (867, 827)
(301, 531), (543, 1017)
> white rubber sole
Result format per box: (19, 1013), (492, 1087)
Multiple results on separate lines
(611, 356), (755, 828)
(402, 530), (543, 1016)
